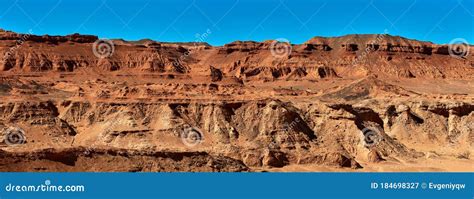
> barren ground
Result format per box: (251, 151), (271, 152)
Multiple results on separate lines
(0, 30), (473, 172)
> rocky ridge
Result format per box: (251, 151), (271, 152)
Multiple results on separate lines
(0, 30), (472, 172)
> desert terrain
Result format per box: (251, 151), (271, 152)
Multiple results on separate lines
(0, 29), (473, 172)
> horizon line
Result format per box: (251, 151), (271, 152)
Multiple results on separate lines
(1, 27), (467, 47)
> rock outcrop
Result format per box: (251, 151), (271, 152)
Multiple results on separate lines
(0, 30), (473, 172)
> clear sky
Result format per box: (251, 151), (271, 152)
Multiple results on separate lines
(0, 0), (472, 46)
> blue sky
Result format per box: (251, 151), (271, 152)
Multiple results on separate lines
(0, 0), (472, 46)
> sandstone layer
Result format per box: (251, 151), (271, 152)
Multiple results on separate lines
(0, 29), (473, 172)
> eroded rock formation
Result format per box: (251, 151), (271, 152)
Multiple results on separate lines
(0, 30), (472, 171)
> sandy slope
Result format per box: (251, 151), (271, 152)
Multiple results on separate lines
(0, 30), (473, 172)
